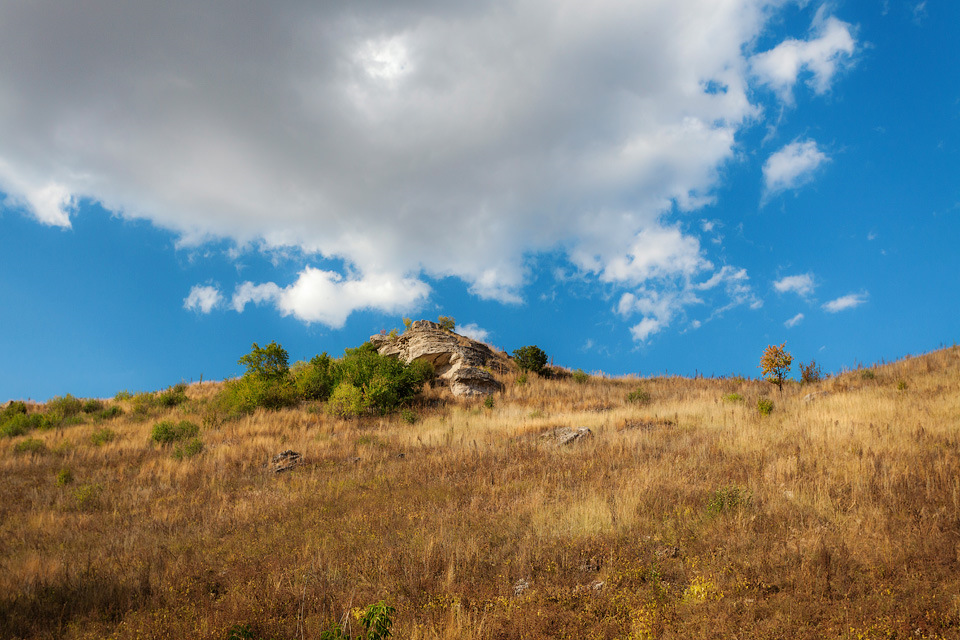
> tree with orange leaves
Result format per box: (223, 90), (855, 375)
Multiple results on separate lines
(760, 342), (793, 393)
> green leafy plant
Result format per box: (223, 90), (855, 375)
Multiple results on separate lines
(81, 398), (104, 413)
(90, 428), (117, 446)
(173, 437), (204, 459)
(400, 409), (417, 424)
(897, 379), (908, 392)
(722, 393), (743, 403)
(627, 388), (651, 404)
(14, 437), (46, 454)
(760, 343), (793, 393)
(96, 405), (123, 421)
(515, 373), (528, 387)
(46, 394), (83, 419)
(483, 395), (495, 409)
(114, 390), (132, 401)
(707, 486), (751, 516)
(150, 420), (200, 445)
(359, 601), (396, 640)
(861, 368), (876, 380)
(55, 467), (73, 487)
(572, 369), (590, 384)
(1, 412), (42, 438)
(512, 345), (548, 374)
(157, 382), (188, 407)
(328, 382), (368, 418)
(757, 397), (774, 416)
(72, 483), (101, 510)
(402, 317), (413, 329)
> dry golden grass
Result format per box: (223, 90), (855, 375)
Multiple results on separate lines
(2, 347), (960, 639)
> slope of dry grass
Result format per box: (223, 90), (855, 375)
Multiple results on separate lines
(2, 347), (959, 639)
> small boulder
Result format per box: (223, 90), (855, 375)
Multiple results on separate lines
(542, 426), (593, 446)
(271, 450), (302, 473)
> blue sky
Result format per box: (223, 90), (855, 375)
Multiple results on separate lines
(1, 0), (957, 401)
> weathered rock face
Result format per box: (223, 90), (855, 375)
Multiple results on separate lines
(370, 320), (510, 397)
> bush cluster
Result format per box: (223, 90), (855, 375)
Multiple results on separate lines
(512, 345), (548, 374)
(150, 420), (200, 445)
(219, 341), (435, 417)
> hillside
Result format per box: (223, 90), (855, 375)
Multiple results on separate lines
(2, 343), (960, 639)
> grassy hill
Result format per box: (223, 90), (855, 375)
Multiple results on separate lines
(2, 345), (959, 639)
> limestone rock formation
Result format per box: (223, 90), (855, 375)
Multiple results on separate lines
(369, 320), (510, 397)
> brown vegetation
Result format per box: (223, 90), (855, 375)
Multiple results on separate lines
(2, 347), (960, 639)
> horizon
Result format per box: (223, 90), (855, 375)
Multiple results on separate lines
(1, 1), (958, 402)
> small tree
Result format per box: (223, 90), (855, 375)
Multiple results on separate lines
(512, 345), (548, 374)
(238, 341), (290, 380)
(799, 360), (823, 384)
(759, 342), (793, 393)
(437, 315), (456, 332)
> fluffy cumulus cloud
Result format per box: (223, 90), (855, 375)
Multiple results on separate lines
(823, 292), (869, 313)
(750, 7), (856, 102)
(0, 1), (856, 336)
(774, 273), (816, 296)
(763, 140), (830, 198)
(458, 323), (491, 344)
(183, 285), (223, 314)
(230, 268), (430, 328)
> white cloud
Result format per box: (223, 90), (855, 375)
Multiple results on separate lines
(0, 2), (856, 329)
(784, 312), (804, 328)
(774, 273), (815, 296)
(458, 323), (491, 344)
(630, 317), (665, 343)
(231, 282), (283, 313)
(183, 285), (223, 314)
(822, 292), (868, 313)
(232, 268), (429, 328)
(0, 158), (75, 227)
(763, 140), (830, 198)
(751, 9), (856, 102)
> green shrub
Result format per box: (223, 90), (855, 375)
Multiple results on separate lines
(96, 405), (123, 421)
(55, 467), (73, 487)
(627, 388), (651, 404)
(90, 428), (117, 446)
(219, 375), (298, 414)
(157, 382), (188, 407)
(437, 315), (456, 332)
(757, 397), (774, 416)
(332, 343), (434, 414)
(512, 345), (548, 374)
(46, 394), (83, 418)
(73, 483), (101, 510)
(483, 395), (495, 409)
(292, 353), (336, 401)
(14, 437), (46, 454)
(114, 390), (132, 401)
(1, 412), (42, 437)
(173, 437), (204, 459)
(130, 392), (158, 421)
(572, 369), (590, 384)
(516, 373), (528, 387)
(707, 486), (750, 516)
(81, 398), (105, 413)
(150, 420), (200, 445)
(722, 393), (743, 403)
(1, 401), (27, 420)
(328, 382), (367, 418)
(400, 409), (418, 424)
(861, 369), (876, 380)
(897, 379), (908, 392)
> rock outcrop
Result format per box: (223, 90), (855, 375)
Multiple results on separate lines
(369, 320), (510, 397)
